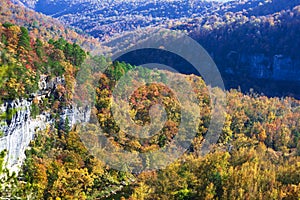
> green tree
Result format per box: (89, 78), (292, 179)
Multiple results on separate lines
(18, 26), (31, 51)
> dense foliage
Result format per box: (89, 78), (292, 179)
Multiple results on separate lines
(16, 0), (220, 40)
(129, 90), (300, 200)
(190, 4), (300, 61)
(0, 0), (103, 52)
(0, 24), (85, 104)
(16, 125), (134, 199)
(0, 1), (299, 199)
(5, 63), (299, 199)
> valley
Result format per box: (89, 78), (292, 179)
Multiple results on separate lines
(0, 0), (299, 199)
(15, 0), (300, 98)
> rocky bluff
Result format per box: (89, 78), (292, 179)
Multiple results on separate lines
(0, 76), (90, 172)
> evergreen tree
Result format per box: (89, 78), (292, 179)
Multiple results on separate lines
(18, 27), (30, 51)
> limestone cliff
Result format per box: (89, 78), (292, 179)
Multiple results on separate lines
(0, 76), (90, 173)
(224, 53), (300, 81)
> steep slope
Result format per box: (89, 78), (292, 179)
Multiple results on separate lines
(187, 2), (300, 97)
(16, 0), (222, 40)
(0, 1), (299, 199)
(0, 22), (89, 171)
(15, 0), (300, 98)
(16, 0), (300, 41)
(7, 60), (300, 199)
(0, 0), (103, 52)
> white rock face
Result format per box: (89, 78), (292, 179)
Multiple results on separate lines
(0, 99), (47, 172)
(61, 106), (91, 128)
(0, 97), (90, 173)
(0, 72), (92, 174)
(226, 53), (300, 80)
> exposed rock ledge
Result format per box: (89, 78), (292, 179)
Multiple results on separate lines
(0, 98), (90, 173)
(0, 75), (91, 173)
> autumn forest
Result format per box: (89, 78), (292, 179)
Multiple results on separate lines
(0, 0), (300, 199)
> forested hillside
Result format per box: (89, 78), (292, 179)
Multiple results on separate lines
(15, 0), (220, 40)
(173, 1), (300, 98)
(0, 0), (299, 199)
(0, 23), (86, 102)
(0, 0), (103, 52)
(19, 0), (300, 97)
(2, 61), (300, 199)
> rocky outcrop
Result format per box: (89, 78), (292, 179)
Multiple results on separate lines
(60, 105), (91, 128)
(225, 53), (300, 81)
(0, 99), (48, 172)
(0, 76), (91, 173)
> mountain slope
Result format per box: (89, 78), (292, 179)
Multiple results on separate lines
(0, 1), (299, 199)
(1, 0), (103, 52)
(16, 0), (222, 40)
(16, 0), (300, 41)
